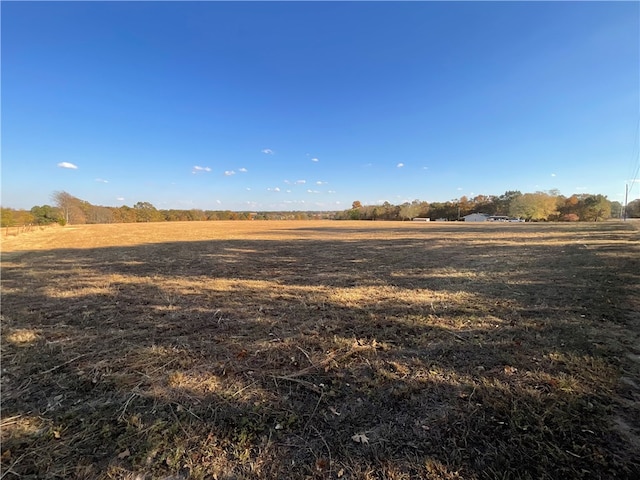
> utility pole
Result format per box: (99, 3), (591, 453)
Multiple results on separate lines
(623, 183), (628, 221)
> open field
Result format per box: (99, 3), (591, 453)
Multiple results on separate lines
(1, 220), (639, 479)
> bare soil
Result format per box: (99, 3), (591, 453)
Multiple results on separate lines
(1, 221), (639, 479)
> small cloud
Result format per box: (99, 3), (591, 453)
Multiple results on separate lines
(307, 189), (320, 194)
(95, 178), (109, 183)
(238, 167), (248, 173)
(457, 187), (463, 191)
(224, 170), (236, 176)
(246, 187), (252, 191)
(551, 173), (556, 177)
(295, 180), (306, 185)
(216, 199), (222, 205)
(311, 158), (319, 162)
(193, 165), (212, 173)
(397, 163), (404, 168)
(267, 187), (281, 192)
(423, 166), (429, 170)
(57, 162), (78, 169)
(328, 190), (336, 194)
(262, 148), (274, 155)
(286, 189), (292, 193)
(116, 197), (125, 201)
(316, 181), (327, 185)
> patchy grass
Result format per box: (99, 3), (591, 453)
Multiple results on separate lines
(1, 220), (639, 479)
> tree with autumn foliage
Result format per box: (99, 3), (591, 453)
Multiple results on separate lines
(509, 192), (558, 221)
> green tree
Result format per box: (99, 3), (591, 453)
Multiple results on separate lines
(31, 205), (63, 225)
(399, 202), (420, 220)
(626, 199), (640, 218)
(495, 190), (522, 216)
(580, 195), (611, 222)
(610, 201), (623, 219)
(133, 202), (163, 222)
(1, 207), (15, 228)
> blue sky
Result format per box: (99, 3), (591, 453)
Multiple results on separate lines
(2, 1), (639, 211)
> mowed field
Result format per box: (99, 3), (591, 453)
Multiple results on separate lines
(1, 220), (639, 479)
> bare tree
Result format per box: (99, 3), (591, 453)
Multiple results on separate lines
(51, 191), (82, 225)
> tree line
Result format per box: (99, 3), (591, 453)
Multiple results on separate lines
(0, 191), (333, 227)
(1, 189), (639, 228)
(336, 190), (638, 222)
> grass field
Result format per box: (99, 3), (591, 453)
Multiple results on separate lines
(1, 220), (639, 479)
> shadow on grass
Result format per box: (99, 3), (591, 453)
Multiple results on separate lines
(1, 223), (639, 479)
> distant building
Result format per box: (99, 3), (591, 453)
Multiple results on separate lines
(463, 213), (490, 222)
(463, 214), (523, 222)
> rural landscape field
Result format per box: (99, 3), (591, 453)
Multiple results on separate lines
(1, 220), (639, 479)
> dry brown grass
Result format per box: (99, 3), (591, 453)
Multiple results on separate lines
(1, 220), (639, 479)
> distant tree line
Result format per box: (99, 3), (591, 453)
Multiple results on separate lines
(0, 191), (334, 227)
(336, 191), (635, 222)
(1, 190), (638, 228)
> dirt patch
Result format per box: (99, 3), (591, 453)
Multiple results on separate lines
(1, 221), (639, 479)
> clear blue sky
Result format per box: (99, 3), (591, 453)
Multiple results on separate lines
(2, 1), (639, 211)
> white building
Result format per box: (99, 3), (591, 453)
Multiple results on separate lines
(463, 213), (490, 222)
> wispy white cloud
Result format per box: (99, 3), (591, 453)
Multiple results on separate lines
(295, 179), (306, 185)
(311, 158), (319, 162)
(328, 190), (336, 194)
(262, 148), (274, 155)
(316, 181), (328, 185)
(216, 199), (222, 205)
(551, 173), (556, 177)
(193, 165), (212, 173)
(116, 197), (125, 201)
(224, 170), (236, 176)
(267, 187), (281, 192)
(95, 178), (108, 183)
(238, 167), (248, 173)
(246, 187), (252, 191)
(457, 187), (463, 191)
(57, 162), (78, 169)
(397, 163), (404, 168)
(307, 189), (320, 194)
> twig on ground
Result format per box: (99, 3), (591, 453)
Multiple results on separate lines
(303, 392), (324, 432)
(271, 375), (323, 394)
(296, 346), (313, 366)
(37, 353), (89, 375)
(231, 381), (259, 398)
